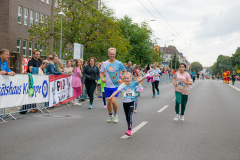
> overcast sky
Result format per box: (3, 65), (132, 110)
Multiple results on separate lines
(104, 0), (240, 66)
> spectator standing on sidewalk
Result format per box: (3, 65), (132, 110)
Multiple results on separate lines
(46, 56), (64, 75)
(64, 60), (73, 74)
(72, 59), (83, 105)
(83, 57), (99, 109)
(27, 50), (42, 73)
(0, 49), (15, 76)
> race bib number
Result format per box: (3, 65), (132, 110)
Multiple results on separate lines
(123, 90), (135, 99)
(177, 78), (185, 86)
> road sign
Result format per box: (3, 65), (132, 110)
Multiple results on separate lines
(237, 70), (240, 73)
(73, 43), (84, 59)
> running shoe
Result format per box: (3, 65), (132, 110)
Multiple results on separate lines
(107, 115), (114, 123)
(180, 115), (184, 121)
(74, 102), (81, 106)
(134, 110), (137, 113)
(174, 114), (180, 121)
(125, 130), (132, 136)
(89, 104), (92, 109)
(152, 94), (156, 98)
(113, 114), (119, 123)
(157, 91), (160, 95)
(103, 105), (107, 109)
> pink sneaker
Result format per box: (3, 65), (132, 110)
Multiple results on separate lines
(125, 130), (132, 136)
(103, 105), (107, 109)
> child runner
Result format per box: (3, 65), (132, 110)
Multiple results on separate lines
(134, 72), (143, 113)
(107, 72), (145, 136)
(98, 72), (107, 108)
(151, 63), (161, 98)
(173, 63), (192, 121)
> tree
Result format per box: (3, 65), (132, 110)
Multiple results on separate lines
(28, 0), (130, 61)
(190, 62), (203, 73)
(118, 16), (154, 66)
(169, 53), (180, 69)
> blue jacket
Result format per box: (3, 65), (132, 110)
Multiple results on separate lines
(0, 58), (11, 72)
(46, 63), (61, 75)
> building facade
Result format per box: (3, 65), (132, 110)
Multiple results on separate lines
(0, 0), (51, 73)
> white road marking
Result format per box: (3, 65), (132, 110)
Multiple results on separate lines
(173, 98), (176, 101)
(227, 84), (240, 92)
(121, 121), (148, 139)
(157, 105), (169, 113)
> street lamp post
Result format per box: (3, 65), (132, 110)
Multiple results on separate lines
(58, 10), (65, 60)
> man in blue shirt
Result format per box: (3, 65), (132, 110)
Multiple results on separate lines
(0, 49), (15, 76)
(192, 70), (196, 83)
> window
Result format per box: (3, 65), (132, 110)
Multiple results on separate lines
(40, 14), (44, 25)
(41, 0), (44, 2)
(17, 39), (21, 53)
(30, 10), (34, 26)
(18, 6), (22, 24)
(35, 42), (38, 49)
(40, 44), (43, 55)
(23, 40), (27, 56)
(46, 0), (49, 4)
(36, 12), (39, 25)
(45, 15), (49, 26)
(29, 41), (32, 57)
(24, 8), (28, 25)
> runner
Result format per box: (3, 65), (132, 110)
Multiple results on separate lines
(100, 48), (126, 123)
(107, 72), (145, 136)
(151, 63), (161, 98)
(231, 71), (236, 85)
(196, 72), (200, 80)
(217, 73), (220, 80)
(173, 63), (192, 121)
(97, 72), (107, 108)
(192, 70), (196, 83)
(223, 70), (227, 83)
(201, 73), (204, 80)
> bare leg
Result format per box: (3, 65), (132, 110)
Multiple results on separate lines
(111, 97), (118, 114)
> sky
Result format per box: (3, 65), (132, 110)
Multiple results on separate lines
(104, 0), (240, 67)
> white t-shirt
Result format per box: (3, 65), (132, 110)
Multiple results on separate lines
(100, 60), (125, 88)
(118, 81), (138, 103)
(152, 68), (161, 81)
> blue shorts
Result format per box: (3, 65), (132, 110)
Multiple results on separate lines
(104, 87), (120, 98)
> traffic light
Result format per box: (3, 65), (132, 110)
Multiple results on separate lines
(219, 64), (220, 67)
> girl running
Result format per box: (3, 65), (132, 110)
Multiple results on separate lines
(151, 63), (161, 98)
(173, 63), (192, 121)
(107, 72), (145, 136)
(134, 72), (143, 113)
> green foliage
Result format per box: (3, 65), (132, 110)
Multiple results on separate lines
(190, 62), (203, 73)
(28, 0), (130, 61)
(169, 53), (180, 69)
(118, 16), (154, 66)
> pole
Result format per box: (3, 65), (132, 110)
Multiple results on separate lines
(49, 0), (55, 55)
(165, 43), (166, 68)
(60, 14), (62, 60)
(175, 51), (177, 69)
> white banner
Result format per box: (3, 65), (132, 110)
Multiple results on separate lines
(0, 74), (49, 108)
(73, 43), (84, 59)
(49, 75), (73, 107)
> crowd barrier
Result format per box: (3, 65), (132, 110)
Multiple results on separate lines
(0, 73), (173, 122)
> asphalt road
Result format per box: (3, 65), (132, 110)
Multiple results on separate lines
(0, 79), (240, 160)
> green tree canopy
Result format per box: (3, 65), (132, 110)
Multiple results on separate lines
(191, 62), (203, 73)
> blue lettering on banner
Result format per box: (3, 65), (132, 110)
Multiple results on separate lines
(23, 83), (28, 94)
(42, 80), (48, 98)
(0, 81), (22, 96)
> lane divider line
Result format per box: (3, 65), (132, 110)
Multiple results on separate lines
(227, 84), (240, 92)
(121, 121), (148, 139)
(157, 105), (169, 113)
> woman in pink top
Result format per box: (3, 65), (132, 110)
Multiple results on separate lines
(72, 59), (83, 105)
(173, 63), (192, 121)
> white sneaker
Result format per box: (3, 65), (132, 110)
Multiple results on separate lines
(113, 114), (119, 123)
(107, 115), (114, 123)
(74, 102), (81, 105)
(174, 114), (180, 121)
(180, 115), (184, 121)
